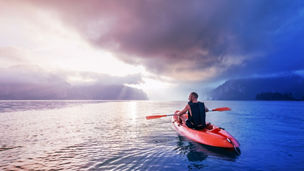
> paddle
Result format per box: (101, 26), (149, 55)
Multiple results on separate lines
(145, 107), (231, 120)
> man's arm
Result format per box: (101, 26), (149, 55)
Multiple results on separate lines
(205, 107), (209, 112)
(176, 104), (190, 116)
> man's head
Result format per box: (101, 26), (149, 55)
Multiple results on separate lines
(188, 92), (198, 102)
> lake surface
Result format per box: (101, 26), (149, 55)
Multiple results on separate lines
(0, 100), (303, 170)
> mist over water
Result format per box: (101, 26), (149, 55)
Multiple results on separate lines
(0, 100), (303, 170)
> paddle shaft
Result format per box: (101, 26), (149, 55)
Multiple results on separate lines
(145, 108), (229, 120)
(166, 110), (216, 116)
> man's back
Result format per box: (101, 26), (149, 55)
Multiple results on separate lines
(187, 101), (206, 128)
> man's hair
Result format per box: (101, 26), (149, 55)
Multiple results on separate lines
(190, 92), (198, 99)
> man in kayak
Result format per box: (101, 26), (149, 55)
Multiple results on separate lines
(175, 92), (209, 129)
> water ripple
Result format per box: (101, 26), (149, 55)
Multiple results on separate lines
(1, 101), (304, 170)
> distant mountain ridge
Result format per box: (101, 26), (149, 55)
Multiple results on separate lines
(210, 74), (304, 100)
(0, 82), (148, 100)
(0, 67), (148, 100)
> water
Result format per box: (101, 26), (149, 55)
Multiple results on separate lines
(0, 100), (303, 170)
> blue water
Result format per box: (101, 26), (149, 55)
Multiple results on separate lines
(0, 100), (303, 170)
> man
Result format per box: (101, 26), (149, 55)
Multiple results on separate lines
(175, 92), (209, 129)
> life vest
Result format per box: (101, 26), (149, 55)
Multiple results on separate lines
(187, 101), (206, 127)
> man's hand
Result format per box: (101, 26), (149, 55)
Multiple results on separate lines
(174, 110), (182, 125)
(177, 116), (183, 126)
(205, 107), (209, 112)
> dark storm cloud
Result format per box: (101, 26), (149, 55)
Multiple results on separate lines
(0, 66), (147, 100)
(15, 0), (304, 81)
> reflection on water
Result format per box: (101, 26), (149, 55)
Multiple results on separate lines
(0, 100), (106, 113)
(0, 100), (304, 170)
(175, 135), (238, 169)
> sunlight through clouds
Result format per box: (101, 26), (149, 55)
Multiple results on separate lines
(0, 5), (144, 77)
(2, 0), (302, 100)
(0, 3), (136, 76)
(0, 1), (174, 100)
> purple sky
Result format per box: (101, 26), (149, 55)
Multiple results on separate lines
(0, 0), (303, 100)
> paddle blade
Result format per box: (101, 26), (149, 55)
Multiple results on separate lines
(212, 107), (231, 112)
(146, 114), (167, 120)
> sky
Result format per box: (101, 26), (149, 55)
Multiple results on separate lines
(0, 0), (303, 100)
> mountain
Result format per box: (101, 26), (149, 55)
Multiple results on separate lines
(0, 66), (148, 100)
(0, 82), (148, 100)
(209, 74), (304, 100)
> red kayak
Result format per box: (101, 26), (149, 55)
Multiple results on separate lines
(172, 114), (240, 149)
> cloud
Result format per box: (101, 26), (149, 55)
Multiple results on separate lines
(0, 66), (147, 100)
(0, 47), (29, 66)
(1, 0), (303, 86)
(18, 0), (303, 82)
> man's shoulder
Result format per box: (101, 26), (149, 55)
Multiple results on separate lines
(198, 101), (205, 107)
